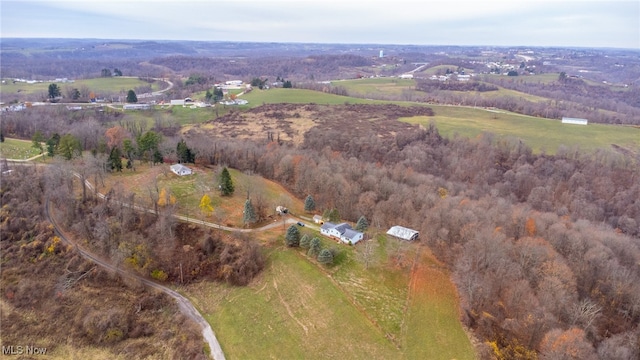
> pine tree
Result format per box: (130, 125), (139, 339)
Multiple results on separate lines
(126, 89), (138, 103)
(317, 249), (334, 265)
(285, 225), (300, 247)
(308, 237), (321, 257)
(219, 167), (235, 196)
(300, 234), (311, 249)
(355, 215), (369, 232)
(108, 147), (123, 172)
(304, 195), (316, 212)
(243, 198), (257, 225)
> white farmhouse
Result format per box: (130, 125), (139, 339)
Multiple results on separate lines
(170, 164), (193, 176)
(320, 222), (363, 245)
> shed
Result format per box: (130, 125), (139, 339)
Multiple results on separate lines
(313, 215), (323, 224)
(386, 226), (419, 241)
(561, 117), (588, 125)
(170, 164), (192, 176)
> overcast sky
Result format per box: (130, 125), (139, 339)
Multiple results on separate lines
(1, 0), (639, 49)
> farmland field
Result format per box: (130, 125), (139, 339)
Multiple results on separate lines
(0, 137), (42, 160)
(185, 243), (475, 360)
(0, 77), (164, 96)
(404, 106), (640, 154)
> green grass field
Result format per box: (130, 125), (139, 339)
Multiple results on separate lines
(0, 77), (163, 96)
(241, 88), (379, 107)
(185, 242), (475, 360)
(404, 105), (640, 154)
(335, 78), (416, 97)
(0, 138), (42, 159)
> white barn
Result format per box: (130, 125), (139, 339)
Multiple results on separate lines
(561, 117), (588, 125)
(170, 164), (192, 176)
(387, 226), (419, 241)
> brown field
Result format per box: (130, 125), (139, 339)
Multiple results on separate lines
(184, 103), (434, 145)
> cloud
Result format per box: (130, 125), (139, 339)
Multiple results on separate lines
(1, 0), (638, 48)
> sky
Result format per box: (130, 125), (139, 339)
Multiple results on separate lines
(1, 0), (639, 49)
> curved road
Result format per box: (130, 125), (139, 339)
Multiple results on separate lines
(8, 160), (309, 360)
(45, 198), (225, 360)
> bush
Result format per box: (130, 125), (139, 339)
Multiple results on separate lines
(317, 249), (334, 265)
(300, 234), (311, 248)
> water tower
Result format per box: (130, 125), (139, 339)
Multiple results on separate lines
(379, 50), (384, 58)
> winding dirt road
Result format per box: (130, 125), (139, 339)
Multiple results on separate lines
(45, 199), (225, 360)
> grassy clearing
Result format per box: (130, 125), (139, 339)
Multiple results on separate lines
(403, 249), (476, 359)
(103, 165), (304, 228)
(404, 106), (640, 154)
(186, 247), (399, 360)
(335, 78), (416, 97)
(185, 237), (475, 359)
(0, 77), (162, 96)
(241, 88), (379, 107)
(0, 138), (41, 159)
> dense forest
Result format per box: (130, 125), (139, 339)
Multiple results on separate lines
(184, 104), (640, 358)
(2, 98), (639, 358)
(0, 166), (209, 358)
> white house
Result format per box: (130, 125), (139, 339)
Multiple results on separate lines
(386, 225), (419, 241)
(170, 99), (185, 106)
(399, 74), (414, 79)
(561, 117), (588, 125)
(225, 80), (243, 86)
(170, 164), (192, 176)
(320, 222), (363, 245)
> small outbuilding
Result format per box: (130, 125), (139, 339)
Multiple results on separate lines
(313, 215), (324, 224)
(170, 164), (192, 176)
(561, 117), (588, 125)
(387, 225), (419, 241)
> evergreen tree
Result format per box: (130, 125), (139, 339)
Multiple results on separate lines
(152, 149), (164, 165)
(58, 134), (82, 160)
(285, 225), (300, 247)
(243, 198), (257, 225)
(323, 208), (340, 222)
(304, 195), (316, 212)
(317, 249), (334, 265)
(177, 139), (195, 163)
(300, 234), (311, 249)
(219, 167), (235, 196)
(355, 216), (369, 232)
(126, 89), (138, 103)
(31, 130), (44, 153)
(48, 83), (61, 99)
(308, 237), (321, 257)
(108, 147), (123, 172)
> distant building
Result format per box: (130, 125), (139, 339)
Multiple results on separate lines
(123, 104), (151, 110)
(386, 226), (419, 241)
(225, 80), (243, 86)
(399, 74), (414, 79)
(170, 164), (192, 176)
(379, 50), (384, 58)
(561, 117), (588, 125)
